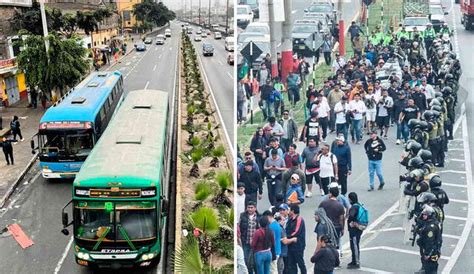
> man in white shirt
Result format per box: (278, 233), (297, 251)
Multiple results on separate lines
(376, 90), (393, 139)
(236, 183), (246, 223)
(311, 94), (331, 142)
(332, 53), (346, 72)
(348, 93), (366, 144)
(420, 77), (435, 103)
(316, 143), (338, 195)
(364, 86), (378, 135)
(334, 96), (349, 141)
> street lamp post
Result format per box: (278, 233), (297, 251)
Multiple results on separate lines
(39, 0), (49, 53)
(199, 0), (201, 25)
(225, 0), (229, 34)
(208, 0), (211, 27)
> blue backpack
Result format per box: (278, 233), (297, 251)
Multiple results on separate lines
(355, 203), (369, 228)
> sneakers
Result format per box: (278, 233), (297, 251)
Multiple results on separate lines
(20, 138), (25, 142)
(320, 189), (325, 196)
(347, 262), (361, 269)
(368, 187), (374, 192)
(306, 191), (313, 198)
(378, 184), (385, 190)
(396, 139), (401, 145)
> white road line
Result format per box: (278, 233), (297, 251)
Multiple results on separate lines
(292, 10), (298, 14)
(196, 48), (234, 155)
(53, 236), (74, 274)
(155, 47), (158, 51)
(158, 54), (162, 59)
(443, 115), (474, 272)
(447, 148), (465, 151)
(365, 227), (404, 234)
(169, 47), (172, 51)
(437, 169), (466, 174)
(360, 246), (451, 260)
(450, 198), (469, 204)
(445, 215), (468, 221)
(153, 64), (157, 71)
(443, 182), (467, 188)
(124, 46), (154, 79)
(125, 62), (131, 66)
(144, 81), (150, 90)
(444, 234), (462, 240)
(217, 60), (224, 66)
(358, 267), (393, 274)
(449, 158), (465, 162)
(226, 71), (233, 79)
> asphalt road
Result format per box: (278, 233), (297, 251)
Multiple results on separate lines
(190, 32), (235, 148)
(252, 0), (474, 273)
(0, 23), (181, 274)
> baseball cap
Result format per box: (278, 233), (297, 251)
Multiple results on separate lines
(291, 173), (300, 180)
(279, 204), (289, 211)
(336, 135), (345, 142)
(329, 182), (339, 189)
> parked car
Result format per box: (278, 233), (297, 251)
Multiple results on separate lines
(202, 43), (214, 56)
(227, 53), (234, 65)
(214, 32), (222, 39)
(135, 43), (146, 51)
(156, 34), (165, 45)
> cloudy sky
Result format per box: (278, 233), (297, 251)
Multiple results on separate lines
(161, 0), (231, 11)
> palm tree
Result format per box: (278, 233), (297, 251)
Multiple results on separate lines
(190, 148), (204, 177)
(211, 171), (232, 207)
(194, 181), (212, 203)
(210, 145), (225, 167)
(188, 207), (219, 262)
(172, 237), (204, 273)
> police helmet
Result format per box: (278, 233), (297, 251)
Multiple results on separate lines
(406, 140), (422, 154)
(417, 149), (433, 163)
(419, 120), (429, 130)
(428, 174), (442, 188)
(432, 110), (441, 118)
(421, 204), (436, 219)
(408, 156), (424, 169)
(408, 119), (420, 129)
(409, 168), (425, 180)
(430, 98), (441, 106)
(449, 52), (457, 59)
(431, 105), (443, 112)
(423, 110), (434, 121)
(435, 91), (443, 98)
(442, 86), (453, 94)
(445, 73), (454, 81)
(417, 192), (438, 204)
(436, 97), (444, 105)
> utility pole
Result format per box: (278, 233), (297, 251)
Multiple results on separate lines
(190, 0), (193, 23)
(208, 0), (211, 27)
(199, 0), (201, 25)
(268, 0), (278, 78)
(39, 0), (49, 53)
(281, 0), (293, 83)
(225, 0), (229, 34)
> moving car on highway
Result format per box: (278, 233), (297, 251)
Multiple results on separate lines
(156, 34), (165, 45)
(144, 38), (152, 44)
(136, 43), (147, 51)
(201, 32), (207, 38)
(194, 35), (202, 42)
(165, 28), (171, 37)
(237, 4), (254, 28)
(202, 43), (214, 56)
(244, 22), (270, 37)
(214, 32), (222, 39)
(225, 36), (235, 51)
(292, 19), (327, 57)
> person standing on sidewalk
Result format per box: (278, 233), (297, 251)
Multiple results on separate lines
(347, 192), (365, 269)
(364, 130), (387, 191)
(0, 136), (15, 165)
(331, 135), (352, 195)
(285, 204), (307, 274)
(10, 116), (24, 141)
(279, 110), (298, 151)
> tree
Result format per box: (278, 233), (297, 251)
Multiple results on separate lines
(133, 0), (176, 29)
(16, 33), (89, 100)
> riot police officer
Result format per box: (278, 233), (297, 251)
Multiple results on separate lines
(424, 111), (442, 167)
(442, 87), (455, 139)
(417, 149), (436, 176)
(416, 205), (442, 274)
(428, 174), (449, 210)
(400, 140), (422, 167)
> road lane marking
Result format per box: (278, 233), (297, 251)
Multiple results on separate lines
(196, 48), (234, 154)
(144, 81), (150, 90)
(153, 64), (157, 71)
(450, 198), (469, 204)
(365, 227), (404, 234)
(443, 182), (467, 188)
(169, 47), (172, 51)
(449, 158), (465, 162)
(360, 246), (451, 260)
(226, 72), (233, 79)
(158, 54), (162, 59)
(125, 62), (131, 66)
(292, 10), (297, 14)
(445, 215), (468, 221)
(438, 169), (466, 174)
(358, 267), (392, 274)
(53, 236), (74, 274)
(444, 234), (462, 240)
(217, 60), (224, 66)
(124, 47), (152, 79)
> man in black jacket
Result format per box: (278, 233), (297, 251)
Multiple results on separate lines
(0, 137), (15, 165)
(286, 204), (307, 274)
(239, 161), (263, 204)
(364, 130), (387, 191)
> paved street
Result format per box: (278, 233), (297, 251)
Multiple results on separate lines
(0, 23), (181, 274)
(191, 32), (235, 147)
(249, 0), (474, 272)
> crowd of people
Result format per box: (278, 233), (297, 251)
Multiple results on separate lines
(236, 18), (460, 274)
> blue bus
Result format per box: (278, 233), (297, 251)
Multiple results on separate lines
(31, 71), (124, 179)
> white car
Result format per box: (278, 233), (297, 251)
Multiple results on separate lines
(224, 36), (234, 51)
(201, 32), (207, 38)
(214, 32), (222, 39)
(194, 35), (202, 42)
(402, 16), (431, 32)
(245, 22), (270, 37)
(165, 28), (171, 37)
(237, 4), (253, 28)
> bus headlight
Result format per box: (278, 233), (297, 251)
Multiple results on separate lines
(42, 168), (52, 173)
(141, 253), (155, 261)
(82, 253), (90, 260)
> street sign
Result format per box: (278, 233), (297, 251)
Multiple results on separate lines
(304, 32), (324, 52)
(240, 41), (263, 64)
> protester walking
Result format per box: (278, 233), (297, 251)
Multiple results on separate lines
(10, 116), (24, 141)
(239, 201), (260, 274)
(331, 135), (352, 195)
(301, 137), (321, 198)
(313, 208), (339, 247)
(315, 143), (338, 195)
(347, 192), (368, 269)
(279, 110), (298, 151)
(285, 204), (306, 274)
(264, 149), (286, 206)
(364, 130), (387, 191)
(319, 185), (345, 261)
(0, 137), (15, 165)
(310, 235), (340, 274)
(263, 211), (281, 273)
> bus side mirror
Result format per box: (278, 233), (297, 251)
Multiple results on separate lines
(161, 199), (169, 217)
(62, 212), (69, 227)
(61, 228), (69, 236)
(30, 139), (35, 150)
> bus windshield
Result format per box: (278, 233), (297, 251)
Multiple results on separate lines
(75, 201), (157, 245)
(39, 129), (93, 161)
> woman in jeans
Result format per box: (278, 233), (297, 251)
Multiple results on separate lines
(251, 217), (275, 274)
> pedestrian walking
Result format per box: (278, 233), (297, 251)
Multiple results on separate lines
(327, 83), (344, 133)
(237, 233), (249, 274)
(10, 116), (24, 141)
(286, 71), (301, 106)
(263, 210), (281, 273)
(279, 110), (298, 151)
(250, 128), (267, 179)
(315, 143), (338, 195)
(0, 137), (15, 165)
(301, 137), (321, 198)
(285, 204), (306, 274)
(251, 217), (274, 274)
(364, 130), (386, 191)
(376, 90), (393, 139)
(236, 183), (247, 223)
(347, 192), (368, 269)
(264, 149), (286, 206)
(348, 93), (366, 144)
(239, 161), (263, 204)
(40, 91), (48, 110)
(318, 185), (345, 260)
(239, 201), (260, 274)
(285, 173), (304, 205)
(274, 213), (288, 274)
(331, 135), (352, 195)
(30, 87), (38, 109)
(322, 35), (333, 66)
(310, 235), (340, 274)
(398, 98), (420, 144)
(302, 112), (322, 144)
(334, 96), (349, 141)
(283, 144), (302, 170)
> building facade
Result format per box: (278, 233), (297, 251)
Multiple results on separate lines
(117, 0), (142, 33)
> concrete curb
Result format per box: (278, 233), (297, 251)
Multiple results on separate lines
(0, 153), (38, 208)
(174, 35), (183, 264)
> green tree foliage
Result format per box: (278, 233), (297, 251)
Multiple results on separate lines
(188, 207), (219, 236)
(133, 0), (176, 28)
(172, 238), (204, 273)
(15, 33), (89, 98)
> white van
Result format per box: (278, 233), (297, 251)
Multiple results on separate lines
(165, 29), (171, 37)
(224, 36), (235, 52)
(237, 4), (253, 28)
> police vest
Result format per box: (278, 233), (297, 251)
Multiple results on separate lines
(424, 29), (436, 39)
(437, 120), (444, 137)
(429, 122), (438, 139)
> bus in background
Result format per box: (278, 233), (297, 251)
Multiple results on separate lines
(31, 71), (124, 179)
(61, 89), (171, 269)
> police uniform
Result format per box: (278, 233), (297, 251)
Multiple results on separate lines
(436, 117), (445, 167)
(428, 121), (441, 166)
(417, 218), (442, 274)
(445, 95), (455, 139)
(424, 27), (436, 50)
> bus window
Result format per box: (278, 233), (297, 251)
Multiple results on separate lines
(99, 108), (106, 121)
(104, 103), (110, 115)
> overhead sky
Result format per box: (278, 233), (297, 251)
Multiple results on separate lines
(161, 0), (231, 11)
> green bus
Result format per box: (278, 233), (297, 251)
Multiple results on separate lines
(61, 89), (171, 269)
